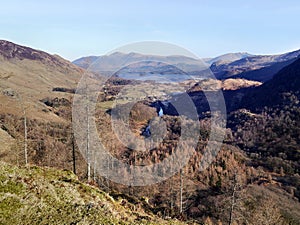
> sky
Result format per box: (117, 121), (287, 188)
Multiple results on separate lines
(1, 0), (300, 61)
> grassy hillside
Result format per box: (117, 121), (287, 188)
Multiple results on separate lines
(0, 40), (83, 121)
(0, 161), (188, 225)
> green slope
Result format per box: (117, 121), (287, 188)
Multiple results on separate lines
(0, 161), (186, 225)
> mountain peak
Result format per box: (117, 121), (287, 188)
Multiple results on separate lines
(205, 52), (253, 65)
(0, 40), (83, 73)
(0, 40), (48, 61)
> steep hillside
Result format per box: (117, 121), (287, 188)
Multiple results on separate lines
(226, 58), (300, 215)
(241, 57), (300, 110)
(0, 40), (83, 121)
(0, 161), (186, 225)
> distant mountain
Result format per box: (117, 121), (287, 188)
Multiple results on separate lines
(74, 49), (300, 83)
(0, 40), (83, 120)
(211, 49), (300, 82)
(72, 56), (98, 69)
(113, 61), (193, 82)
(241, 56), (300, 110)
(73, 52), (208, 75)
(203, 52), (253, 65)
(74, 52), (252, 73)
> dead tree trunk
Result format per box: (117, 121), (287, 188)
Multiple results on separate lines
(23, 109), (28, 165)
(229, 173), (238, 225)
(72, 132), (76, 175)
(180, 168), (183, 214)
(86, 101), (91, 181)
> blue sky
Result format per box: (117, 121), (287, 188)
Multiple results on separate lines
(1, 0), (300, 60)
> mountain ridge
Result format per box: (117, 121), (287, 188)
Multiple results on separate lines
(211, 49), (300, 81)
(0, 40), (83, 121)
(0, 40), (83, 73)
(203, 52), (253, 65)
(73, 50), (300, 82)
(73, 51), (207, 73)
